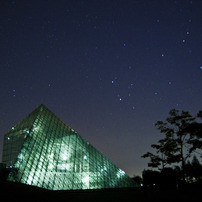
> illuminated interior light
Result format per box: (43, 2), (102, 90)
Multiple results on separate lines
(49, 164), (54, 169)
(117, 170), (125, 178)
(62, 155), (67, 161)
(82, 175), (89, 184)
(3, 104), (136, 190)
(27, 175), (33, 185)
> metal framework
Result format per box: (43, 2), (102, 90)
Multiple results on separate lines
(2, 104), (136, 190)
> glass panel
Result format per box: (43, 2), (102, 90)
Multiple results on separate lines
(3, 104), (136, 190)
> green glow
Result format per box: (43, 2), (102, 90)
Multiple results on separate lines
(2, 104), (136, 190)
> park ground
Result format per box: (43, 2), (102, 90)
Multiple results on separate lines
(0, 180), (201, 202)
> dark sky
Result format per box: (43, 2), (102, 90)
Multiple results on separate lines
(0, 0), (202, 176)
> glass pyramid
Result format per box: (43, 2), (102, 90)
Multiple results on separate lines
(2, 104), (136, 190)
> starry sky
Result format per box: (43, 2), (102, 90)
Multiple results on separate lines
(0, 0), (202, 176)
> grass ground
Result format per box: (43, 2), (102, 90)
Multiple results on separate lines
(0, 180), (201, 202)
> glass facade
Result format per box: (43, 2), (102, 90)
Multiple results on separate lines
(2, 104), (136, 190)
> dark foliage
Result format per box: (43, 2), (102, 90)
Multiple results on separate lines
(132, 175), (143, 186)
(142, 109), (202, 182)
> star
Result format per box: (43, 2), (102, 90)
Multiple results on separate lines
(12, 89), (16, 97)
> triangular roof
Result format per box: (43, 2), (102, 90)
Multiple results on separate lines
(3, 104), (136, 190)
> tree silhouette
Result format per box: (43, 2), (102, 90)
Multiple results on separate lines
(142, 109), (202, 182)
(142, 136), (178, 170)
(185, 111), (202, 156)
(185, 155), (202, 182)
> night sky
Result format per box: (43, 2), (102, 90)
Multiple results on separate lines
(0, 0), (202, 177)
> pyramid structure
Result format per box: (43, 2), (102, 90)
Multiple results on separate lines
(2, 104), (136, 190)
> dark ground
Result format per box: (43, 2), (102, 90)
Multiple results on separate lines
(0, 180), (201, 202)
